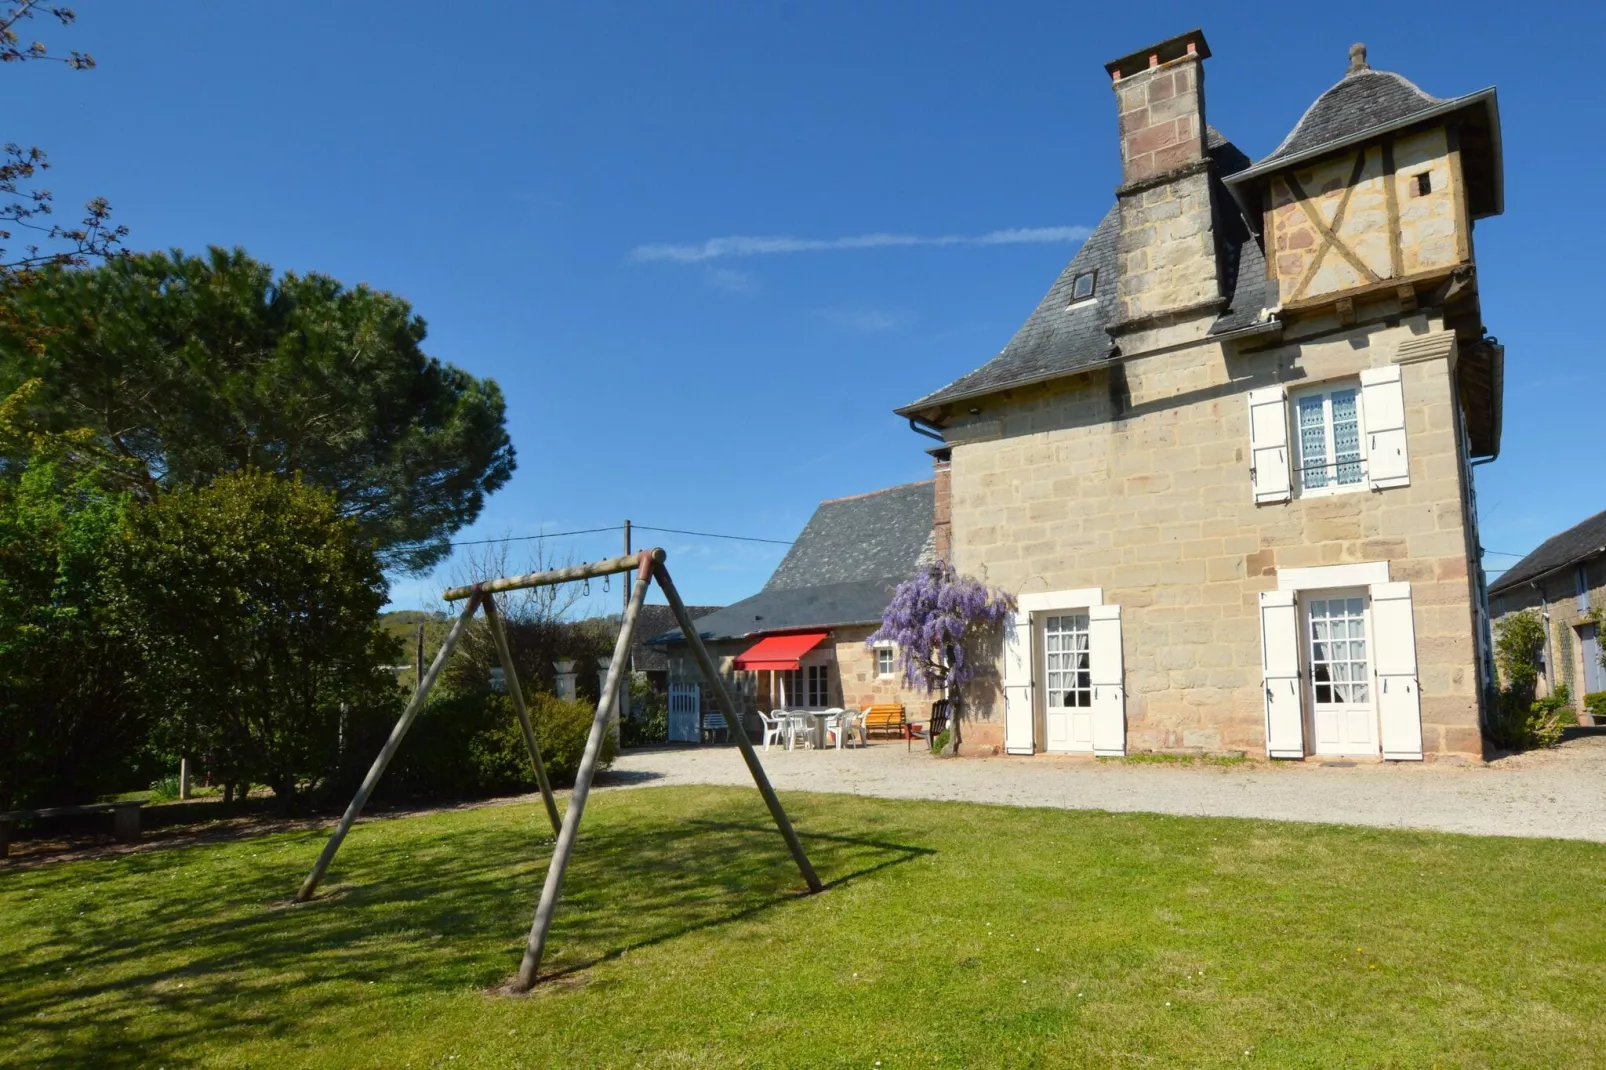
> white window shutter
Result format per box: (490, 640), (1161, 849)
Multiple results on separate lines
(1089, 604), (1126, 756)
(1248, 386), (1292, 504)
(1259, 590), (1304, 758)
(1360, 365), (1410, 489)
(1370, 581), (1424, 760)
(1002, 611), (1035, 755)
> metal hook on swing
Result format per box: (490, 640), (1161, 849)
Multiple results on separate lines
(603, 573), (611, 594)
(582, 577), (590, 596)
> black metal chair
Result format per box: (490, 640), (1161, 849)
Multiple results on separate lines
(908, 698), (951, 751)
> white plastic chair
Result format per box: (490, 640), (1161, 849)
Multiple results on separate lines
(816, 708), (845, 749)
(784, 710), (814, 750)
(756, 710), (787, 751)
(830, 709), (867, 750)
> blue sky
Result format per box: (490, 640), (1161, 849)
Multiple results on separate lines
(17, 1), (1601, 614)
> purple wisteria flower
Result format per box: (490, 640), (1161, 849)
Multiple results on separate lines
(867, 560), (1016, 697)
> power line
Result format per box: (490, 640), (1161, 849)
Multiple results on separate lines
(448, 522), (794, 550)
(633, 524), (793, 546)
(448, 525), (621, 548)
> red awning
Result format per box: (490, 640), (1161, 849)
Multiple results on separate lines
(733, 632), (828, 671)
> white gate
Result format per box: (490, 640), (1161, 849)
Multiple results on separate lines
(668, 683), (701, 743)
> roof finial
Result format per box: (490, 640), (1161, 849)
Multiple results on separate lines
(1348, 42), (1369, 75)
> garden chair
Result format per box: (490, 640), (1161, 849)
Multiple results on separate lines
(756, 710), (787, 751)
(784, 710), (814, 750)
(828, 709), (866, 750)
(908, 698), (952, 752)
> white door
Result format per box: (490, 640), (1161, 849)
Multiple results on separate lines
(667, 683), (701, 743)
(1043, 613), (1094, 753)
(1303, 591), (1378, 756)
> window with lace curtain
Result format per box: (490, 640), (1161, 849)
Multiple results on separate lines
(1292, 382), (1366, 496)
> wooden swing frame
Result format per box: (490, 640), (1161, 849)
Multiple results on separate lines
(294, 548), (822, 992)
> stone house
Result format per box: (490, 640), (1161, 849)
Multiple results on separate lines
(649, 481), (940, 734)
(896, 30), (1505, 761)
(628, 603), (721, 694)
(1489, 508), (1606, 708)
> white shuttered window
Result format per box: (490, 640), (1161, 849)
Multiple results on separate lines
(1003, 612), (1034, 755)
(1088, 605), (1126, 756)
(1359, 365), (1410, 489)
(1369, 581), (1424, 760)
(1259, 591), (1305, 757)
(1248, 386), (1292, 504)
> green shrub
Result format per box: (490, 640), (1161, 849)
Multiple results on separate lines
(367, 689), (613, 801)
(1587, 691), (1606, 722)
(1489, 683), (1570, 751)
(931, 728), (951, 755)
(149, 774), (182, 802)
(621, 678), (667, 748)
(1487, 611), (1567, 751)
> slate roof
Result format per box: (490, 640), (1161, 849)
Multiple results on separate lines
(765, 480), (936, 591)
(897, 131), (1270, 417)
(1260, 68), (1447, 167)
(651, 481), (935, 644)
(1225, 58), (1502, 215)
(630, 604), (720, 671)
(1488, 509), (1606, 595)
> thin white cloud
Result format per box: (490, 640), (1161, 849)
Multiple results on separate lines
(628, 225), (1091, 264)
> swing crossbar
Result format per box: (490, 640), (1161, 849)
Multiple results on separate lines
(442, 553), (646, 601)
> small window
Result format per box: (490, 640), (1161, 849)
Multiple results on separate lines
(1292, 382), (1367, 496)
(1071, 270), (1097, 303)
(806, 664), (831, 707)
(1414, 172), (1432, 196)
(876, 646), (895, 677)
(779, 667), (804, 706)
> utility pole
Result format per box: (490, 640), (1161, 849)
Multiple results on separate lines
(619, 520), (632, 734)
(415, 624), (425, 699)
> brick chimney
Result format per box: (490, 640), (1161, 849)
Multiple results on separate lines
(1104, 30), (1222, 334)
(931, 449), (952, 562)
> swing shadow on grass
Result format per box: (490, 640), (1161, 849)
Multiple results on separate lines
(0, 789), (932, 1068)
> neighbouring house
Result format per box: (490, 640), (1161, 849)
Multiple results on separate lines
(629, 604), (721, 694)
(1488, 509), (1606, 708)
(650, 481), (940, 740)
(896, 30), (1505, 761)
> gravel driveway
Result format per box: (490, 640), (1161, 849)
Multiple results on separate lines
(604, 731), (1606, 842)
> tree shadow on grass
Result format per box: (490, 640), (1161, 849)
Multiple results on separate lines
(0, 792), (932, 1067)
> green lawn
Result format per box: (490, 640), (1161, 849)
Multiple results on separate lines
(3, 786), (1603, 1068)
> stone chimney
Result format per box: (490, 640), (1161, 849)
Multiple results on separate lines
(1104, 30), (1222, 335)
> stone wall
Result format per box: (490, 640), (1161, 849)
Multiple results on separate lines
(833, 624), (939, 716)
(1269, 128), (1468, 307)
(943, 314), (1485, 759)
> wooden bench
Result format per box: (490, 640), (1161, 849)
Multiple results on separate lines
(0, 801), (144, 858)
(861, 703), (908, 740)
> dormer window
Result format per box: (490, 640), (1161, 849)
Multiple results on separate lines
(1070, 270), (1097, 304)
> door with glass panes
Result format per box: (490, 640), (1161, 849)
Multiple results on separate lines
(1043, 612), (1094, 752)
(1303, 590), (1378, 755)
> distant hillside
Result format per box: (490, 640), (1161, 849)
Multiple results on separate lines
(379, 610), (449, 661)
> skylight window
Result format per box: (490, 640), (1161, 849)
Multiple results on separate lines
(1070, 270), (1097, 304)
